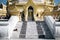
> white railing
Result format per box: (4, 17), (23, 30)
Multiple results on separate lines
(44, 16), (60, 38)
(8, 16), (19, 38)
(44, 16), (55, 37)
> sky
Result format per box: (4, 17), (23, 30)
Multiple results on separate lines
(0, 0), (60, 5)
(0, 0), (7, 5)
(54, 0), (60, 5)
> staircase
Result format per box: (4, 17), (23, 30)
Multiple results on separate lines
(10, 21), (55, 39)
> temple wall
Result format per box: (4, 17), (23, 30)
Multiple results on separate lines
(8, 0), (54, 21)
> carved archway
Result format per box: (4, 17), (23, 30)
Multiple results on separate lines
(28, 6), (34, 21)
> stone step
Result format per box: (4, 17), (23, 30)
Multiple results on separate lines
(36, 21), (45, 38)
(26, 22), (38, 39)
(10, 21), (54, 39)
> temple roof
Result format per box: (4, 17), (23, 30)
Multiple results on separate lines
(9, 0), (54, 5)
(15, 0), (45, 5)
(18, 0), (28, 2)
(17, 0), (44, 3)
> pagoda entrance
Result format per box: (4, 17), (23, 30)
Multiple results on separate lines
(28, 6), (34, 21)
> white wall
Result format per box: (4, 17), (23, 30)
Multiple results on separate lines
(0, 21), (8, 38)
(8, 16), (19, 38)
(55, 22), (60, 37)
(0, 16), (19, 38)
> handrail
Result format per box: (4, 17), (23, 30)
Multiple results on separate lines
(44, 16), (55, 37)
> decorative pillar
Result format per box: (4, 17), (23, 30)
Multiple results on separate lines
(19, 12), (21, 21)
(25, 9), (28, 21)
(19, 8), (24, 21)
(34, 8), (37, 21)
(39, 12), (42, 20)
(17, 11), (20, 21)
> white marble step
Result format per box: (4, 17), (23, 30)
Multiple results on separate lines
(26, 22), (38, 39)
(9, 39), (54, 40)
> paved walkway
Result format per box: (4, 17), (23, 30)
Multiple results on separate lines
(26, 22), (38, 39)
(10, 21), (54, 39)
